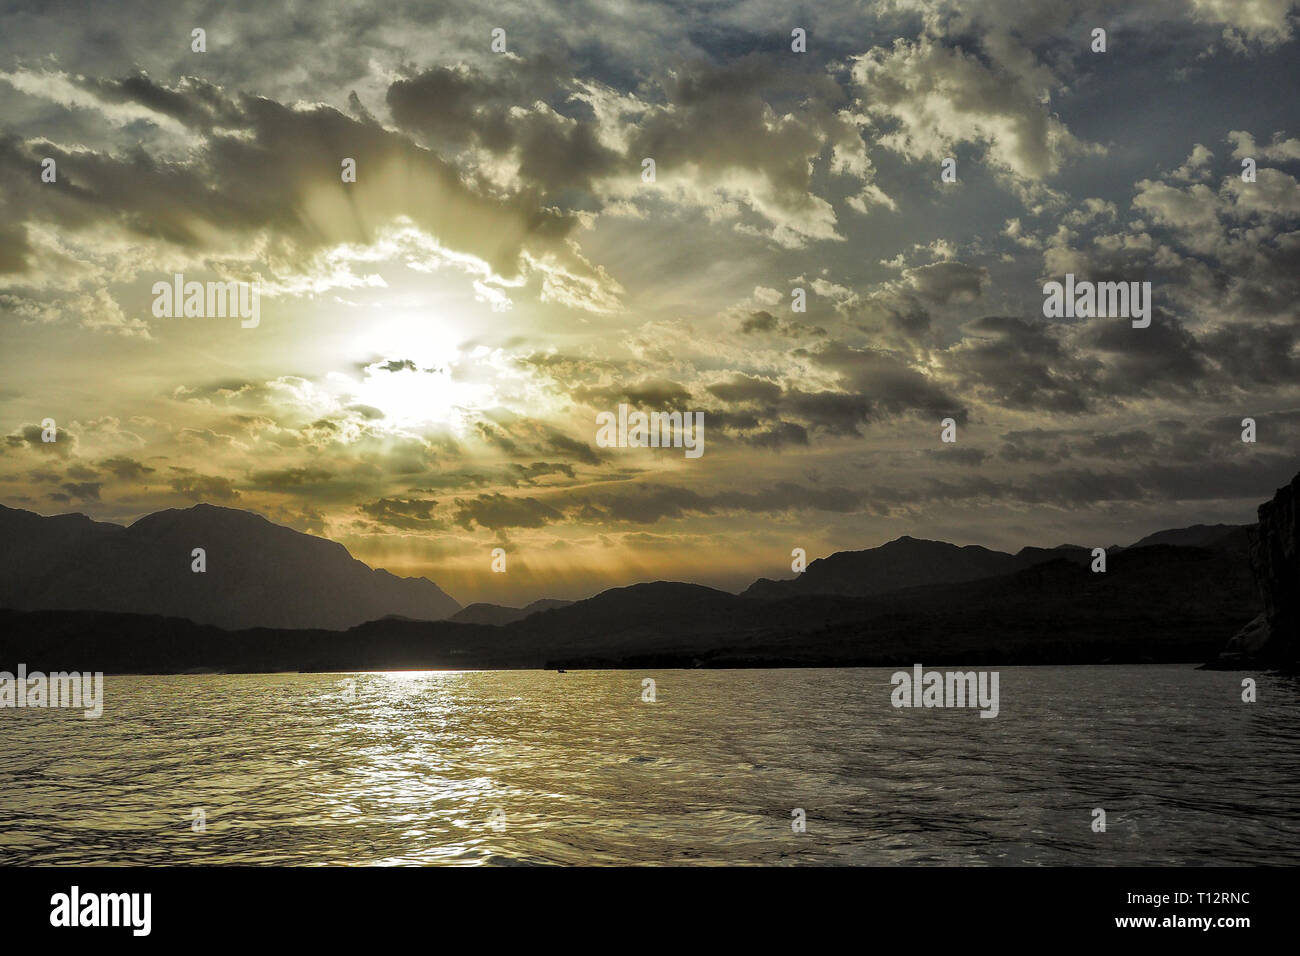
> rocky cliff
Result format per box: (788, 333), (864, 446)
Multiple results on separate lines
(1217, 472), (1300, 668)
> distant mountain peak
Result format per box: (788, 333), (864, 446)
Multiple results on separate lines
(0, 501), (460, 630)
(449, 597), (574, 626)
(743, 536), (1024, 600)
(1128, 523), (1249, 550)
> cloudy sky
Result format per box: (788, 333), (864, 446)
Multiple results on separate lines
(2, 0), (1298, 605)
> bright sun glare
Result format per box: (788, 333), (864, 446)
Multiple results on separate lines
(346, 312), (496, 431)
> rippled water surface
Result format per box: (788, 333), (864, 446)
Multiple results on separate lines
(2, 666), (1298, 865)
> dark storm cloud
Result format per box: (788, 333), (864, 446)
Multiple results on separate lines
(1081, 311), (1209, 397)
(388, 61), (621, 196)
(1202, 408), (1300, 437)
(865, 458), (1300, 514)
(738, 310), (827, 338)
(996, 426), (1073, 464)
(805, 342), (967, 423)
(778, 388), (874, 436)
(542, 431), (605, 466)
(848, 292), (933, 342)
(990, 416), (1290, 470)
(694, 365), (956, 445)
(452, 492), (562, 531)
(0, 80), (586, 280)
(745, 421), (810, 449)
(578, 481), (869, 525)
(706, 375), (783, 404)
(1200, 321), (1300, 386)
(998, 441), (1067, 465)
(168, 469), (240, 502)
(512, 461), (576, 483)
(937, 297), (1300, 414)
(627, 54), (851, 202)
(1124, 455), (1300, 505)
(514, 351), (624, 382)
(406, 461), (574, 494)
(78, 72), (245, 131)
(1078, 430), (1158, 459)
(4, 421), (75, 455)
(903, 261), (988, 304)
(943, 316), (1099, 413)
(924, 446), (988, 466)
(98, 456), (156, 480)
(246, 467), (335, 490)
(572, 379), (693, 407)
(379, 437), (444, 475)
(386, 66), (506, 144)
(358, 496), (445, 531)
(695, 408), (762, 432)
(386, 51), (865, 240)
(473, 421), (521, 455)
(56, 480), (101, 502)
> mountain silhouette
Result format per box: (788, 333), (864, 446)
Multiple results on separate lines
(0, 542), (1258, 672)
(1128, 523), (1248, 550)
(0, 503), (459, 630)
(740, 527), (1249, 602)
(743, 535), (1067, 600)
(449, 598), (573, 626)
(0, 499), (1271, 670)
(503, 582), (747, 652)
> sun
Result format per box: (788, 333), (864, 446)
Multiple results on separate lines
(352, 360), (491, 431)
(343, 311), (496, 431)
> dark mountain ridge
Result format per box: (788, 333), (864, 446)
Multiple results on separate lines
(0, 543), (1258, 673)
(449, 598), (573, 626)
(0, 498), (1268, 671)
(741, 526), (1247, 601)
(0, 503), (460, 630)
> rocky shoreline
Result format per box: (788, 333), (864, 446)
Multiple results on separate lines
(1207, 471), (1300, 671)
